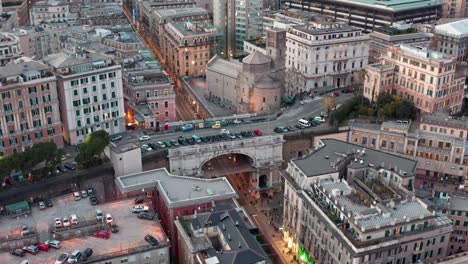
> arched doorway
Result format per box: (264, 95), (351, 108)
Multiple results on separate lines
(201, 153), (254, 179)
(259, 174), (268, 189)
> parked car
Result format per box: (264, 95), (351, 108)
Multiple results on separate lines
(39, 201), (46, 210)
(148, 143), (158, 150)
(55, 252), (69, 264)
(192, 135), (202, 143)
(46, 198), (53, 207)
(234, 133), (243, 139)
(68, 250), (82, 263)
(164, 141), (172, 148)
(334, 91), (340, 97)
(56, 165), (67, 173)
(21, 224), (30, 236)
(110, 135), (122, 142)
(233, 119), (242, 124)
(54, 218), (62, 228)
(274, 127), (283, 133)
(110, 224), (119, 233)
(132, 205), (149, 213)
(96, 210), (103, 222)
(87, 187), (95, 196)
(144, 235), (159, 246)
(10, 249), (26, 257)
(62, 217), (70, 227)
(36, 243), (49, 252)
(200, 136), (209, 143)
(180, 124), (194, 132)
(156, 141), (165, 148)
(286, 126), (295, 131)
(253, 129), (263, 136)
(186, 138), (195, 145)
(70, 214), (78, 225)
(134, 197), (145, 204)
(177, 137), (186, 145)
(138, 212), (155, 220)
(81, 190), (88, 198)
(93, 230), (110, 239)
(342, 87), (353, 93)
(73, 192), (81, 201)
(45, 240), (61, 249)
(81, 248), (93, 261)
(320, 112), (328, 117)
(169, 139), (178, 146)
(141, 144), (152, 152)
(139, 135), (151, 141)
(90, 196), (98, 205)
(63, 163), (76, 171)
(314, 116), (325, 123)
(22, 245), (38, 255)
(105, 213), (113, 224)
(220, 129), (230, 134)
(212, 123), (221, 129)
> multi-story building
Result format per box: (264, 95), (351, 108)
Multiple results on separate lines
(1, 0), (28, 27)
(163, 21), (219, 77)
(136, 0), (196, 29)
(122, 56), (176, 128)
(175, 204), (271, 264)
(78, 2), (128, 26)
(282, 138), (453, 264)
(364, 45), (465, 113)
(443, 196), (468, 256)
(30, 0), (78, 28)
(348, 114), (468, 193)
(441, 0), (468, 18)
(0, 61), (63, 157)
(0, 33), (22, 66)
(283, 0), (443, 33)
(285, 22), (369, 97)
(12, 27), (62, 60)
(42, 48), (125, 145)
(434, 19), (468, 63)
(368, 23), (432, 64)
(213, 0), (263, 56)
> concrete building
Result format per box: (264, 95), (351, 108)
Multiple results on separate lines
(1, 0), (28, 27)
(0, 33), (22, 66)
(175, 205), (271, 264)
(283, 0), (443, 33)
(441, 0), (468, 18)
(42, 48), (125, 145)
(11, 27), (62, 60)
(348, 114), (468, 193)
(206, 51), (283, 114)
(434, 19), (468, 62)
(30, 0), (78, 28)
(213, 0), (263, 56)
(100, 29), (146, 58)
(163, 21), (220, 77)
(368, 23), (432, 64)
(122, 55), (176, 128)
(79, 2), (128, 26)
(0, 61), (63, 157)
(115, 168), (239, 261)
(364, 45), (465, 114)
(136, 0), (196, 28)
(445, 196), (468, 255)
(282, 138), (453, 264)
(285, 22), (369, 97)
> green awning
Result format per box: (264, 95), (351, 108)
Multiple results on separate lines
(283, 96), (293, 104)
(5, 201), (30, 215)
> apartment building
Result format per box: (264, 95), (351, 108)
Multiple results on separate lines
(12, 27), (62, 60)
(163, 21), (219, 77)
(285, 23), (369, 97)
(0, 61), (63, 156)
(364, 45), (465, 114)
(283, 0), (443, 33)
(0, 33), (22, 66)
(30, 0), (78, 28)
(78, 2), (128, 26)
(368, 24), (432, 64)
(434, 19), (468, 63)
(348, 114), (468, 192)
(282, 139), (453, 264)
(43, 49), (125, 145)
(441, 0), (468, 18)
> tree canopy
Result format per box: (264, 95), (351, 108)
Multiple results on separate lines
(75, 130), (110, 168)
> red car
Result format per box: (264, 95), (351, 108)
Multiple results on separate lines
(253, 129), (263, 136)
(334, 91), (340, 97)
(36, 243), (49, 252)
(93, 230), (110, 239)
(345, 88), (353, 93)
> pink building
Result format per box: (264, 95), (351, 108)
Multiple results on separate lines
(364, 44), (465, 114)
(0, 61), (63, 157)
(442, 0), (468, 18)
(446, 196), (468, 255)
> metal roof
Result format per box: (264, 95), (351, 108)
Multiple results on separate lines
(435, 19), (468, 38)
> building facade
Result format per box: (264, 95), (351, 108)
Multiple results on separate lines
(0, 33), (22, 66)
(43, 49), (125, 145)
(30, 0), (77, 28)
(364, 45), (465, 114)
(12, 27), (62, 60)
(441, 0), (468, 18)
(285, 23), (369, 97)
(282, 139), (453, 264)
(434, 19), (468, 63)
(0, 61), (63, 157)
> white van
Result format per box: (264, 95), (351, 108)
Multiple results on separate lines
(68, 250), (82, 263)
(298, 119), (311, 128)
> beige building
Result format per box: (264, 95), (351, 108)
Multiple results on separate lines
(12, 27), (62, 60)
(364, 45), (465, 114)
(0, 61), (63, 157)
(0, 32), (22, 66)
(442, 0), (468, 18)
(434, 19), (468, 62)
(282, 139), (453, 264)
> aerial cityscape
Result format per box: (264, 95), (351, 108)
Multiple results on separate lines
(0, 0), (467, 263)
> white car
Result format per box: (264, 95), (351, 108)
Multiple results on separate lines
(156, 141), (165, 148)
(105, 213), (113, 224)
(315, 116), (325, 123)
(141, 144), (152, 152)
(62, 217), (70, 227)
(39, 201), (46, 210)
(233, 119), (242, 124)
(220, 129), (230, 134)
(132, 205), (149, 213)
(139, 135), (151, 141)
(73, 192), (81, 201)
(54, 218), (62, 228)
(81, 190), (88, 198)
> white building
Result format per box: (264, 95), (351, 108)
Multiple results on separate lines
(434, 19), (468, 62)
(285, 22), (369, 97)
(30, 0), (77, 28)
(43, 49), (125, 145)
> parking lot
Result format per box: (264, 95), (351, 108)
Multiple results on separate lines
(0, 197), (166, 264)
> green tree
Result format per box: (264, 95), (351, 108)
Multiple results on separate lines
(75, 130), (110, 168)
(377, 93), (394, 108)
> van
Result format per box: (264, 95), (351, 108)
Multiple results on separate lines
(73, 192), (81, 201)
(70, 214), (78, 225)
(96, 210), (103, 222)
(45, 239), (61, 249)
(191, 135), (201, 143)
(68, 250), (82, 263)
(298, 119), (311, 128)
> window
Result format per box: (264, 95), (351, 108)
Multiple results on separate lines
(93, 85), (97, 92)
(102, 83), (106, 89)
(440, 236), (445, 243)
(111, 82), (115, 88)
(165, 101), (168, 108)
(455, 220), (460, 226)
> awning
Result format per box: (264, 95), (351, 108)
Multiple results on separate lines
(283, 96), (293, 104)
(5, 201), (30, 215)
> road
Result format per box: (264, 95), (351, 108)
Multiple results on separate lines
(115, 93), (353, 149)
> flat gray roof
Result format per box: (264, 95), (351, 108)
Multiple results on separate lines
(448, 196), (468, 212)
(293, 139), (417, 177)
(116, 168), (238, 208)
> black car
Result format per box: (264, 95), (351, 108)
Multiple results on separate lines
(246, 131), (255, 137)
(221, 134), (230, 140)
(134, 196), (145, 204)
(90, 195), (98, 205)
(240, 131), (248, 137)
(200, 136), (209, 143)
(178, 138), (187, 145)
(46, 198), (53, 207)
(274, 127), (283, 133)
(81, 248), (93, 261)
(87, 187), (95, 196)
(10, 249), (26, 257)
(144, 235), (159, 246)
(63, 163), (76, 170)
(56, 164), (67, 173)
(138, 212), (155, 220)
(110, 224), (119, 233)
(186, 138), (195, 145)
(148, 143), (158, 150)
(234, 133), (243, 139)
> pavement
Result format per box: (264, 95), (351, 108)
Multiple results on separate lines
(0, 197), (166, 264)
